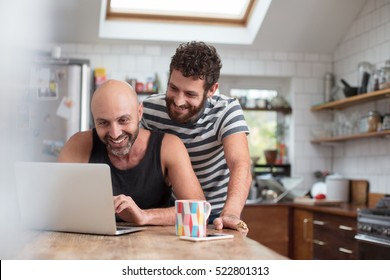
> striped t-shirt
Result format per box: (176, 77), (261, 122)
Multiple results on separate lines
(141, 93), (250, 216)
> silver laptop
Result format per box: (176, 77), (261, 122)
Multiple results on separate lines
(14, 162), (145, 236)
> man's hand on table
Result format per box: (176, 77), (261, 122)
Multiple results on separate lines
(213, 214), (249, 236)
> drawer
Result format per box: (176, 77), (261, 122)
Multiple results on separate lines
(314, 229), (357, 259)
(313, 213), (357, 260)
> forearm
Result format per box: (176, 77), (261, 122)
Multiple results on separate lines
(221, 163), (252, 218)
(142, 206), (176, 225)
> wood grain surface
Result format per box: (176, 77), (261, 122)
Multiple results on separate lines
(9, 225), (287, 260)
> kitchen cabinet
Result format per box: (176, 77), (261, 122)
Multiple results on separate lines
(312, 212), (357, 260)
(310, 88), (390, 143)
(244, 204), (361, 260)
(241, 204), (291, 257)
(292, 208), (313, 260)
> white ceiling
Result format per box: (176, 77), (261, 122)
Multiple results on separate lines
(46, 0), (367, 54)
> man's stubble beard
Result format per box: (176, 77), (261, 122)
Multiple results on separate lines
(106, 127), (139, 157)
(165, 94), (207, 124)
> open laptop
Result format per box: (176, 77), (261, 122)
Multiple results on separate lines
(14, 162), (145, 236)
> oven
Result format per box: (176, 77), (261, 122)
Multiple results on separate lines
(355, 208), (390, 259)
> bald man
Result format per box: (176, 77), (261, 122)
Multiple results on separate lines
(58, 79), (205, 226)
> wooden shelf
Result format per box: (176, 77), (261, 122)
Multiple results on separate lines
(243, 107), (292, 114)
(311, 88), (390, 111)
(254, 164), (291, 177)
(311, 130), (390, 144)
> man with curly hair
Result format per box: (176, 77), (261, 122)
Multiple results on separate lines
(141, 41), (251, 233)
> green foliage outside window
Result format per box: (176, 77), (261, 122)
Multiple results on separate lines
(244, 111), (276, 164)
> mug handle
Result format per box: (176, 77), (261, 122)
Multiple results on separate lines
(204, 201), (212, 220)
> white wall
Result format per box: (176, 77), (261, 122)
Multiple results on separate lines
(43, 0), (389, 194)
(332, 0), (390, 194)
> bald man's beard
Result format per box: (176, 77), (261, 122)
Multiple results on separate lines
(105, 128), (139, 157)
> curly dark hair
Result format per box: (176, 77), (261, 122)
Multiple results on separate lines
(169, 41), (222, 92)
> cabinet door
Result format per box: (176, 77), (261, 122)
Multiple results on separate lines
(292, 209), (313, 260)
(313, 213), (357, 260)
(241, 205), (290, 257)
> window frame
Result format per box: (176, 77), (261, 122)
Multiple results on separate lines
(106, 0), (257, 26)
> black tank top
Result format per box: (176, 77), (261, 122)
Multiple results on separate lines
(89, 128), (171, 209)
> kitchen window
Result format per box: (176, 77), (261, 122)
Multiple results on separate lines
(218, 76), (291, 165)
(230, 89), (278, 164)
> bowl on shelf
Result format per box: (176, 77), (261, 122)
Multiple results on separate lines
(343, 86), (358, 97)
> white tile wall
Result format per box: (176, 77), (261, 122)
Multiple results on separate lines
(48, 0), (389, 194)
(333, 0), (390, 194)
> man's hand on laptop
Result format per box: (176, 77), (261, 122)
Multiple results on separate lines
(114, 195), (146, 225)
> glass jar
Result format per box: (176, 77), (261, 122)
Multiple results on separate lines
(367, 111), (381, 132)
(357, 62), (373, 94)
(369, 68), (380, 92)
(324, 72), (334, 102)
(382, 114), (390, 130)
(379, 60), (390, 90)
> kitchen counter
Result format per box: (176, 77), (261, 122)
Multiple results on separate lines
(291, 202), (364, 217)
(245, 201), (364, 217)
(8, 225), (287, 260)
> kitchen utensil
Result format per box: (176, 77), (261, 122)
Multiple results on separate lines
(360, 72), (370, 93)
(273, 177), (304, 203)
(343, 87), (358, 97)
(340, 79), (358, 97)
(340, 78), (352, 88)
(280, 177), (308, 197)
(325, 174), (350, 202)
(350, 180), (369, 205)
(293, 197), (342, 206)
(256, 176), (285, 202)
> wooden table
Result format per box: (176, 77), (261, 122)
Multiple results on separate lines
(9, 225), (287, 260)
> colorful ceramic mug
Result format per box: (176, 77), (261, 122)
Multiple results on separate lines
(175, 200), (211, 237)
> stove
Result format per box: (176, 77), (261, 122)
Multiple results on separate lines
(356, 208), (390, 246)
(355, 204), (390, 259)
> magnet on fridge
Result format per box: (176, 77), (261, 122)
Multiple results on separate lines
(42, 139), (64, 157)
(56, 97), (72, 120)
(37, 81), (58, 100)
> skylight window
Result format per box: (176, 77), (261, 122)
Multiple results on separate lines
(99, 0), (272, 45)
(108, 0), (253, 24)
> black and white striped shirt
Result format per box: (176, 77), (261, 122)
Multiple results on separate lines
(141, 93), (249, 216)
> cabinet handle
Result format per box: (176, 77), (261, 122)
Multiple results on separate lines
(338, 225), (353, 231)
(338, 247), (353, 254)
(313, 220), (326, 226)
(313, 239), (326, 246)
(303, 218), (312, 242)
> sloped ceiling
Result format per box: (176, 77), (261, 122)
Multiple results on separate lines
(47, 0), (367, 54)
